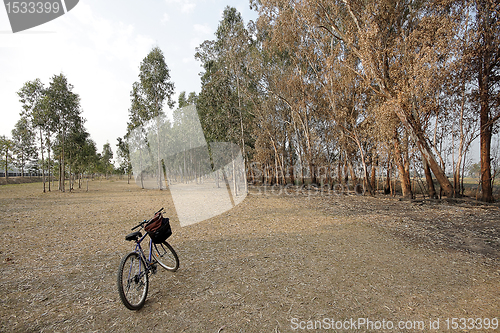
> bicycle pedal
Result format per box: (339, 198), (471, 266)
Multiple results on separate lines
(151, 264), (157, 274)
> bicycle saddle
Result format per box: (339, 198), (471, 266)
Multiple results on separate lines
(125, 231), (142, 241)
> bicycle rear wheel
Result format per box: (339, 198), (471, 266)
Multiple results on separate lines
(153, 241), (179, 272)
(117, 252), (149, 310)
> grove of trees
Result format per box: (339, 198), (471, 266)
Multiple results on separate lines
(3, 74), (121, 191)
(194, 0), (499, 202)
(2, 0), (499, 203)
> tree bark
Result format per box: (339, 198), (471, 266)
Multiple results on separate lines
(480, 102), (493, 202)
(337, 157), (343, 186)
(346, 152), (358, 190)
(4, 149), (8, 182)
(423, 157), (437, 199)
(478, 0), (494, 202)
(59, 132), (65, 192)
(393, 130), (413, 198)
(385, 159), (391, 195)
(47, 138), (51, 192)
(157, 118), (163, 190)
(39, 128), (46, 193)
(370, 154), (377, 192)
(394, 104), (454, 197)
(353, 134), (373, 195)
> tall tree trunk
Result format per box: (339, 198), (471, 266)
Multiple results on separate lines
(59, 133), (65, 192)
(478, 0), (494, 202)
(385, 159), (391, 195)
(337, 157), (343, 186)
(371, 154), (377, 192)
(47, 138), (51, 192)
(403, 137), (412, 197)
(343, 158), (349, 186)
(139, 149), (144, 189)
(69, 163), (72, 192)
(393, 130), (413, 198)
(39, 128), (46, 193)
(235, 73), (248, 193)
(479, 103), (493, 202)
(394, 105), (454, 197)
(346, 152), (357, 190)
(4, 149), (8, 182)
(156, 118), (163, 190)
(288, 138), (295, 185)
(353, 134), (373, 195)
(423, 157), (437, 199)
(20, 151), (25, 177)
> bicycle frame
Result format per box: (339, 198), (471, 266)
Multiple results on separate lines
(118, 207), (178, 311)
(133, 233), (155, 272)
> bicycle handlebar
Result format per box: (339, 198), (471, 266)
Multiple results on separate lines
(131, 207), (164, 230)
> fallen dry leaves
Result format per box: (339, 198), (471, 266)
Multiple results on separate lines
(0, 180), (499, 332)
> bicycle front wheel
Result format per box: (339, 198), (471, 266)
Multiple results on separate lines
(153, 241), (179, 272)
(117, 252), (149, 310)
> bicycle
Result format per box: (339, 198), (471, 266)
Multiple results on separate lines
(117, 208), (179, 310)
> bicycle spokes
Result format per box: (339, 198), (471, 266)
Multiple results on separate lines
(117, 252), (149, 310)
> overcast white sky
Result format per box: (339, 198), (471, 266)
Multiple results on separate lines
(0, 0), (257, 158)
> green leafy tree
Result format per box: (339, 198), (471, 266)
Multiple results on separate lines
(116, 137), (132, 183)
(469, 0), (499, 202)
(178, 91), (189, 109)
(177, 91), (198, 109)
(195, 7), (255, 154)
(17, 78), (50, 191)
(127, 46), (175, 189)
(187, 92), (198, 105)
(44, 74), (83, 192)
(101, 143), (114, 179)
(11, 117), (38, 177)
(0, 136), (14, 181)
(77, 138), (99, 190)
(66, 127), (91, 190)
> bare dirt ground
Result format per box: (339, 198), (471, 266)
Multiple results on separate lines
(0, 180), (499, 332)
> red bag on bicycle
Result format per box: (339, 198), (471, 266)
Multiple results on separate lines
(145, 212), (172, 244)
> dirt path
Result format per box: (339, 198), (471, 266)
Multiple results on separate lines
(0, 181), (499, 332)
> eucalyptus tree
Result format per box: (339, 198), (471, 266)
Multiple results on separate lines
(117, 136), (132, 183)
(196, 7), (255, 163)
(187, 92), (198, 105)
(79, 137), (99, 191)
(44, 73), (83, 192)
(127, 47), (175, 189)
(101, 143), (114, 179)
(332, 0), (460, 197)
(11, 117), (38, 177)
(64, 122), (93, 189)
(178, 91), (189, 109)
(0, 136), (14, 181)
(254, 0), (463, 197)
(216, 7), (254, 161)
(464, 0), (499, 202)
(248, 4), (320, 185)
(253, 0), (375, 189)
(17, 78), (49, 191)
(176, 91), (198, 110)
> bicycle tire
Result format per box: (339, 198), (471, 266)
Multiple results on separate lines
(117, 252), (149, 310)
(153, 241), (179, 272)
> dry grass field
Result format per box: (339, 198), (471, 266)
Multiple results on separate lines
(0, 180), (499, 332)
